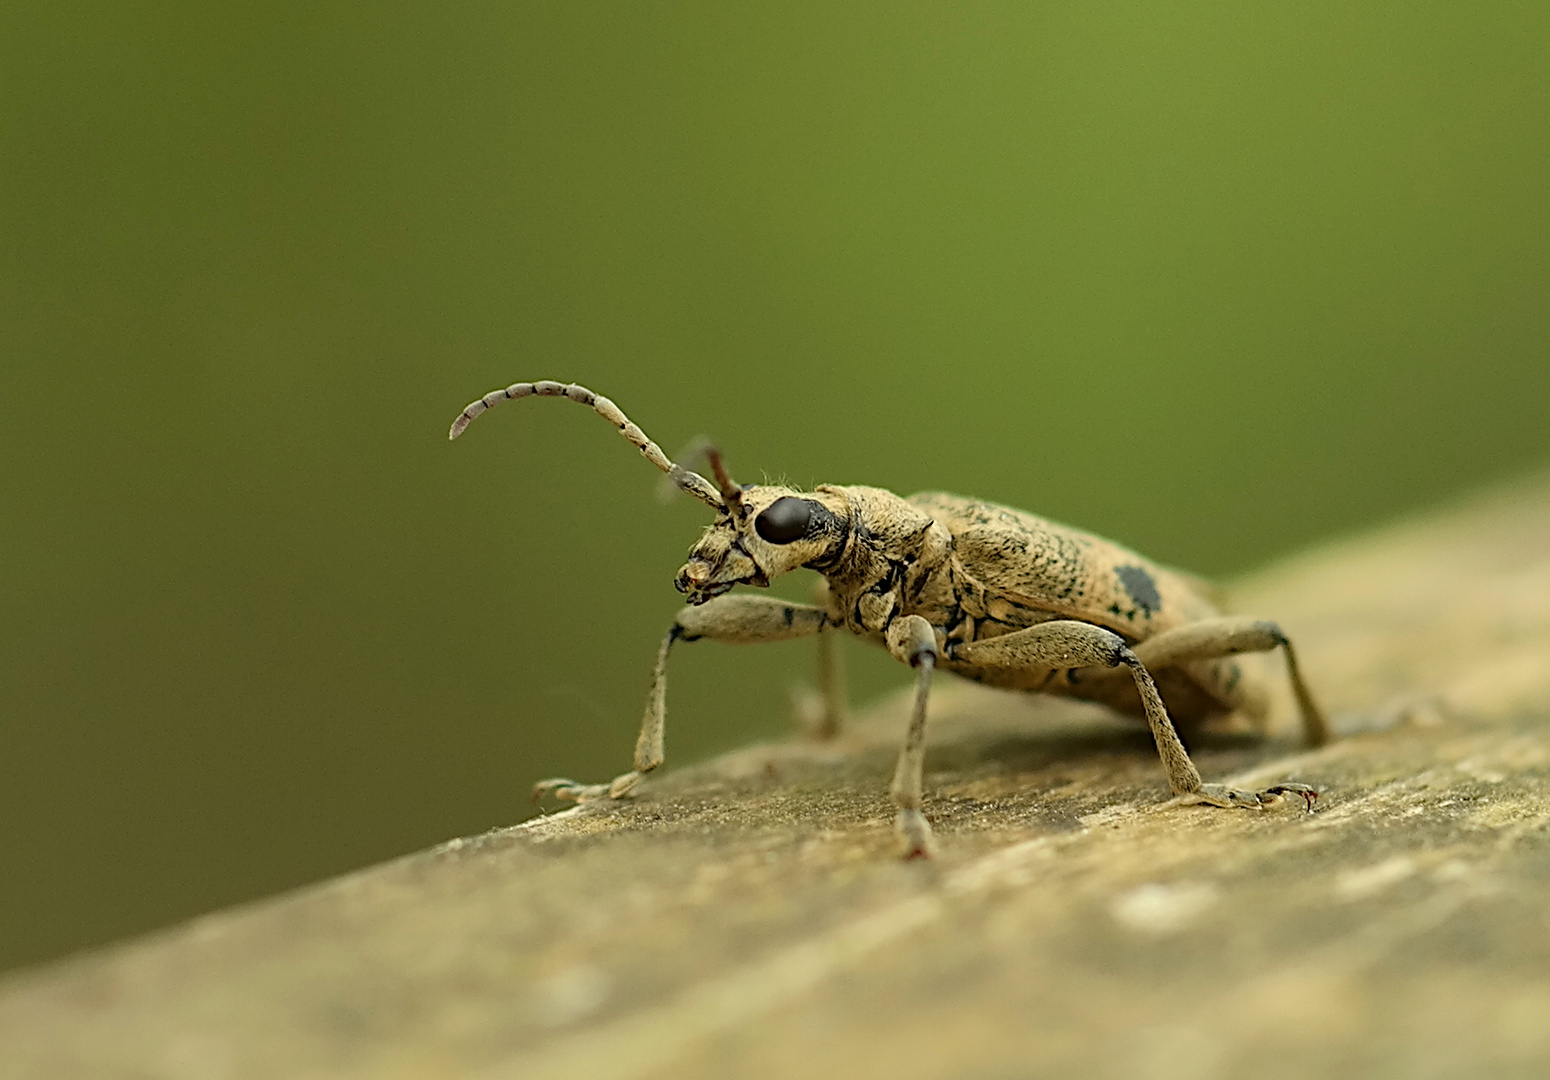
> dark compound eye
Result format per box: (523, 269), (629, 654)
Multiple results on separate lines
(754, 497), (813, 544)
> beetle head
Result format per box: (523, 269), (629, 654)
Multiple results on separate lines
(674, 461), (851, 605)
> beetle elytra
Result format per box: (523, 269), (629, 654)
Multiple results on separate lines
(451, 380), (1330, 857)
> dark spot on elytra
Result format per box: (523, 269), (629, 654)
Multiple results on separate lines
(1115, 565), (1162, 617)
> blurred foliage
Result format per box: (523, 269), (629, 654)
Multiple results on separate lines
(2, 2), (1548, 972)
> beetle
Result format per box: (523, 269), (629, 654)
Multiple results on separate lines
(451, 380), (1329, 857)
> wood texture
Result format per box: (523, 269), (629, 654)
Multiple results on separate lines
(3, 474), (1549, 1080)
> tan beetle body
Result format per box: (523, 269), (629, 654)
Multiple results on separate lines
(743, 487), (1229, 710)
(452, 381), (1329, 857)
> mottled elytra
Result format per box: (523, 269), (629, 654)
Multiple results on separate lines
(451, 380), (1330, 858)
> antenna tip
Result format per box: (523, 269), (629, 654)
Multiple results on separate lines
(448, 414), (471, 440)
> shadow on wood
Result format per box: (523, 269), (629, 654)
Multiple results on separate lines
(3, 473), (1549, 1079)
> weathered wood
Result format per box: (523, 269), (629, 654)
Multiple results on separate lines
(3, 474), (1549, 1079)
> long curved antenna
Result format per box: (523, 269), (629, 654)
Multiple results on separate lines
(449, 381), (724, 511)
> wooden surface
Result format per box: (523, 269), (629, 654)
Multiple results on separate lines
(3, 474), (1549, 1079)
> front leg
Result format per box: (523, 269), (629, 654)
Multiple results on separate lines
(952, 621), (1316, 812)
(533, 595), (833, 806)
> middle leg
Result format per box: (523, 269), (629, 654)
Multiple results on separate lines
(884, 615), (940, 858)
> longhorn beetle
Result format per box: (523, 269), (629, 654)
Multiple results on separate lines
(451, 380), (1329, 857)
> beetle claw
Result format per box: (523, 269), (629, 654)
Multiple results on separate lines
(1184, 782), (1319, 812)
(1261, 783), (1320, 813)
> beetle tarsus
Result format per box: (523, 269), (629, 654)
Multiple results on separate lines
(532, 776), (620, 806)
(1183, 782), (1319, 812)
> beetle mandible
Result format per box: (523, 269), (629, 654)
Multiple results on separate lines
(451, 380), (1330, 857)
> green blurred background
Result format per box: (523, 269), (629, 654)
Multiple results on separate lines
(3, 2), (1548, 973)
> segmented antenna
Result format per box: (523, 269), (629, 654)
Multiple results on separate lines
(448, 380), (724, 510)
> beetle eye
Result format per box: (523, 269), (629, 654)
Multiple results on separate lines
(754, 497), (812, 544)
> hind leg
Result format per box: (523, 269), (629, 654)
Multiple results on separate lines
(1127, 617), (1330, 748)
(955, 621), (1317, 811)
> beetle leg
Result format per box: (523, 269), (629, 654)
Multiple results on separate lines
(885, 615), (940, 858)
(954, 620), (1199, 792)
(1120, 655), (1320, 812)
(1125, 616), (1331, 747)
(532, 595), (833, 807)
(792, 578), (849, 740)
(953, 621), (1317, 811)
(791, 628), (849, 739)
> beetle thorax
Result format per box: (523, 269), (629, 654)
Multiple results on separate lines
(813, 486), (956, 636)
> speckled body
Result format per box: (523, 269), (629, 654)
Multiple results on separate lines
(695, 484), (1252, 727)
